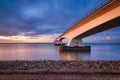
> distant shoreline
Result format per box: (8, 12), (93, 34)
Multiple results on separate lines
(0, 42), (120, 44)
(0, 43), (53, 44)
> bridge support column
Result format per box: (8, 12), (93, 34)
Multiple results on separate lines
(67, 38), (83, 46)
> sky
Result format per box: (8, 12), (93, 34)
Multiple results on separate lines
(0, 0), (120, 43)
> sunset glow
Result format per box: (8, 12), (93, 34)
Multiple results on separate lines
(0, 0), (119, 43)
(0, 35), (54, 43)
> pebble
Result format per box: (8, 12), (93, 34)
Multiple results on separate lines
(0, 60), (119, 71)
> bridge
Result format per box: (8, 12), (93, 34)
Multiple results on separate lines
(54, 0), (120, 46)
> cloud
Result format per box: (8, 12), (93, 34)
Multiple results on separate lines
(1, 0), (118, 43)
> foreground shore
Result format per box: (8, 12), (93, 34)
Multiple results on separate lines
(0, 60), (120, 80)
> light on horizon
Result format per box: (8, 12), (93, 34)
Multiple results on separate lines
(0, 35), (54, 43)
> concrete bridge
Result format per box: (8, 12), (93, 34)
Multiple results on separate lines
(54, 0), (120, 46)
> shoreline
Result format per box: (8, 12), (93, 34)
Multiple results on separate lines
(0, 60), (120, 80)
(0, 60), (119, 72)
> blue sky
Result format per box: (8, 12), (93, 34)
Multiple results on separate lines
(0, 0), (120, 43)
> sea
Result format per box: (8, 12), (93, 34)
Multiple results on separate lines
(0, 43), (120, 61)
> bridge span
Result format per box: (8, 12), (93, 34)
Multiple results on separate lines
(54, 0), (120, 46)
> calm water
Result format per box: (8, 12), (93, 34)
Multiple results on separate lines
(0, 43), (120, 61)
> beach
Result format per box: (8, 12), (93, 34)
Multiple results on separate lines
(0, 60), (120, 80)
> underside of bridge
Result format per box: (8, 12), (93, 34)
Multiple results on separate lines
(74, 16), (120, 39)
(56, 16), (120, 46)
(55, 16), (120, 46)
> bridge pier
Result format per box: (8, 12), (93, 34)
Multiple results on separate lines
(54, 40), (62, 45)
(67, 38), (83, 46)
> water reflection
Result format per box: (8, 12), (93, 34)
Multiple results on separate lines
(0, 43), (59, 61)
(0, 43), (119, 61)
(59, 51), (91, 60)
